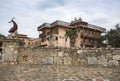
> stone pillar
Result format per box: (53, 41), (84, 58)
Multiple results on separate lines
(2, 39), (20, 64)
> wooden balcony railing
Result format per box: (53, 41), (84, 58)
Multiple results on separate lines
(80, 33), (100, 40)
(81, 42), (95, 47)
(81, 33), (94, 39)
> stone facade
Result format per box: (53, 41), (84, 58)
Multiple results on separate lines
(38, 19), (106, 48)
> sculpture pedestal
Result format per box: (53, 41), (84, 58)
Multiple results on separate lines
(2, 39), (20, 64)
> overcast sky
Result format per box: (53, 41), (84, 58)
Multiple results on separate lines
(0, 0), (120, 38)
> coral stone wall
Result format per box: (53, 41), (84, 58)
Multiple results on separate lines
(2, 40), (120, 67)
(2, 40), (120, 81)
(18, 47), (120, 67)
(2, 39), (19, 64)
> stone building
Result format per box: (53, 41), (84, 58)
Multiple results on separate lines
(38, 18), (106, 48)
(17, 34), (41, 47)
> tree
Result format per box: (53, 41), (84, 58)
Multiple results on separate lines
(106, 24), (120, 47)
(97, 34), (106, 47)
(65, 29), (78, 47)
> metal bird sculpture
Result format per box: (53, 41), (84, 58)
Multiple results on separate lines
(8, 17), (18, 33)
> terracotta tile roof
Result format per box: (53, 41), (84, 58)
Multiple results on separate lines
(17, 34), (27, 38)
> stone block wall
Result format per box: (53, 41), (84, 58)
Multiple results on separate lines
(17, 47), (120, 67)
(1, 40), (120, 81)
(2, 40), (120, 67)
(77, 48), (120, 67)
(18, 48), (73, 65)
(2, 39), (19, 64)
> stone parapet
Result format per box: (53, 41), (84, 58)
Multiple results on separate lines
(2, 39), (20, 64)
(17, 47), (120, 67)
(1, 39), (120, 67)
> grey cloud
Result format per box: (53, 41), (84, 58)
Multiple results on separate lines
(0, 0), (120, 37)
(36, 0), (67, 10)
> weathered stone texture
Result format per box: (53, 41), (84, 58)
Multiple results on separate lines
(98, 55), (108, 66)
(2, 39), (19, 64)
(42, 57), (54, 65)
(113, 54), (120, 60)
(2, 40), (120, 67)
(1, 40), (120, 81)
(87, 56), (97, 65)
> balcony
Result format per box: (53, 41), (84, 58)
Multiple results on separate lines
(81, 42), (95, 47)
(81, 33), (94, 39)
(88, 24), (106, 32)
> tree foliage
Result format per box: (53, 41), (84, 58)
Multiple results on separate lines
(65, 29), (78, 47)
(106, 24), (120, 47)
(17, 39), (25, 46)
(97, 35), (106, 47)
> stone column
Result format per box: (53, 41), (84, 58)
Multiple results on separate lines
(2, 39), (20, 64)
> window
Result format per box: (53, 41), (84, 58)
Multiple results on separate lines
(42, 39), (44, 42)
(28, 42), (30, 45)
(55, 37), (58, 40)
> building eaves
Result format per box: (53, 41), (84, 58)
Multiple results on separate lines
(87, 24), (106, 32)
(38, 20), (73, 31)
(51, 20), (70, 26)
(38, 20), (106, 32)
(38, 23), (51, 31)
